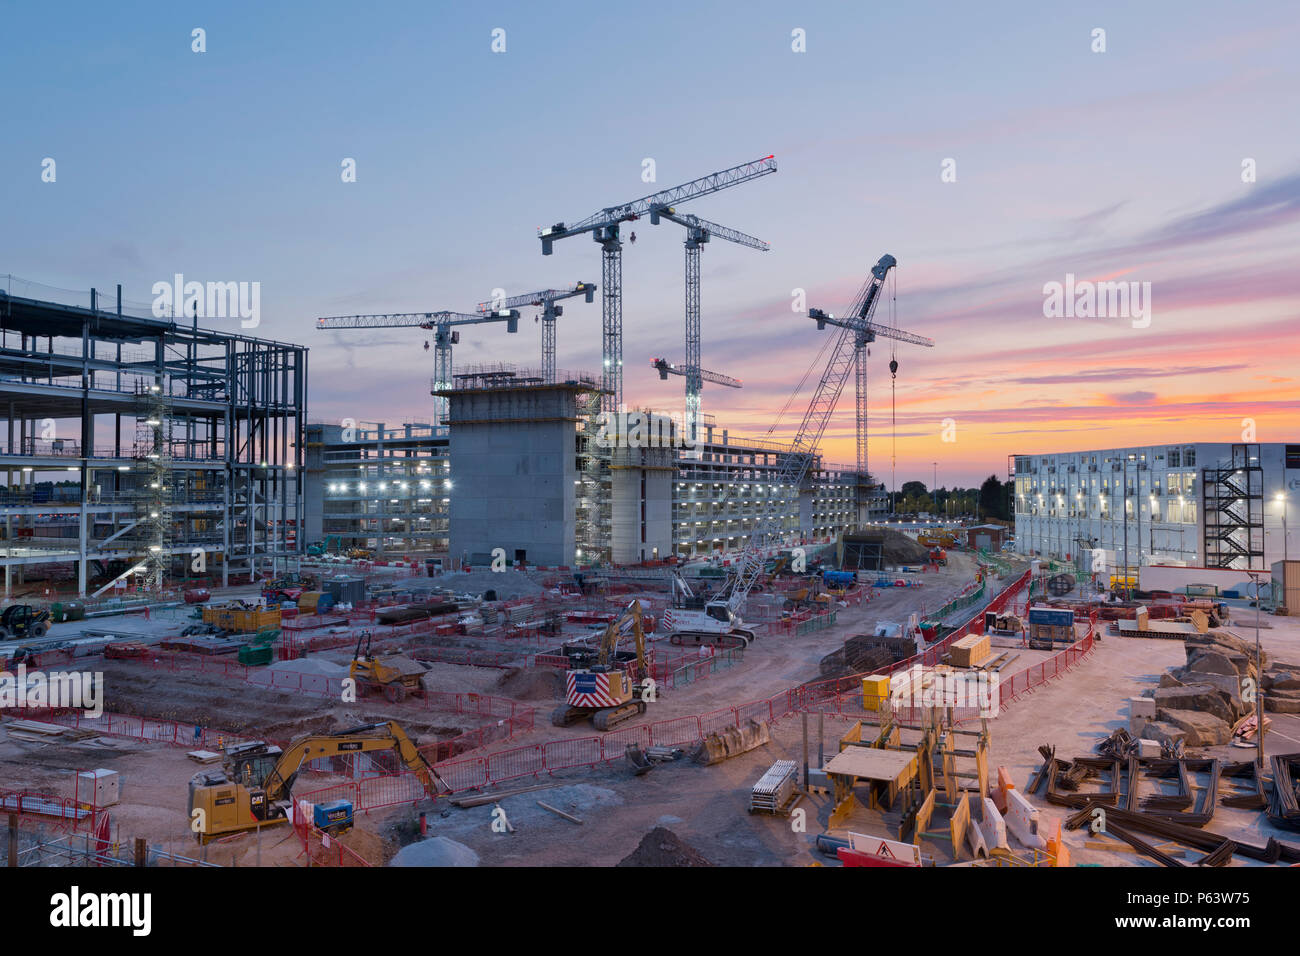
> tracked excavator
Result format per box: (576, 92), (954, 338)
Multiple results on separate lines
(551, 600), (652, 731)
(187, 720), (442, 842)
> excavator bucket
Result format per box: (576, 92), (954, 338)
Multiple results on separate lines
(692, 719), (772, 766)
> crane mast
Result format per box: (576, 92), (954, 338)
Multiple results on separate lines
(649, 208), (769, 440)
(476, 282), (595, 383)
(540, 155), (776, 411)
(725, 254), (904, 614)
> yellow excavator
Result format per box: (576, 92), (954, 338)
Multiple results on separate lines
(551, 600), (650, 731)
(187, 720), (442, 843)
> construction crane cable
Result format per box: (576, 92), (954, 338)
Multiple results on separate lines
(765, 329), (834, 439)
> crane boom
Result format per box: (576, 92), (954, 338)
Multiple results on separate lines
(651, 357), (741, 389)
(316, 309), (521, 421)
(540, 156), (778, 246)
(724, 254), (901, 613)
(474, 282), (596, 382)
(539, 155), (776, 412)
(808, 259), (933, 476)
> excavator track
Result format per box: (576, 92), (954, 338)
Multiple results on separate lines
(669, 630), (751, 649)
(550, 704), (591, 727)
(591, 700), (647, 732)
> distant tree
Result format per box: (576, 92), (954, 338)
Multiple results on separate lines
(979, 474), (1010, 521)
(900, 480), (928, 500)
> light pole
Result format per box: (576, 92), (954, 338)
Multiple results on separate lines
(1277, 491), (1289, 563)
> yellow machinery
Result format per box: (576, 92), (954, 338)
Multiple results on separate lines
(188, 720), (441, 843)
(349, 631), (426, 702)
(550, 600), (650, 731)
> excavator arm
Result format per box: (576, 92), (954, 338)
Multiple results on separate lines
(263, 721), (444, 801)
(596, 600), (646, 671)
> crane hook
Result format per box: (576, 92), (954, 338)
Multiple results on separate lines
(889, 358), (898, 379)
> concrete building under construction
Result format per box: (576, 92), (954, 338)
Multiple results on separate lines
(0, 279), (306, 597)
(315, 364), (885, 568)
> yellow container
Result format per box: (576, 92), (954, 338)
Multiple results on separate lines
(202, 604), (281, 632)
(862, 673), (890, 711)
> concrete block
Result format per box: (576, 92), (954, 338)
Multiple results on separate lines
(1129, 696), (1156, 719)
(1004, 789), (1045, 850)
(1136, 738), (1161, 759)
(979, 796), (1008, 851)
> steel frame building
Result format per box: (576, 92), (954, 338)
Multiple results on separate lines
(0, 279), (306, 597)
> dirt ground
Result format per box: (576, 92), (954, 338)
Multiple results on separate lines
(9, 553), (1296, 868)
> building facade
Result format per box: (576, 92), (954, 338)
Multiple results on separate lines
(1012, 442), (1299, 573)
(304, 421), (449, 557)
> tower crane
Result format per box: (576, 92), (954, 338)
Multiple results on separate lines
(315, 309), (521, 423)
(539, 155), (777, 411)
(662, 255), (919, 646)
(648, 208), (769, 440)
(809, 265), (934, 479)
(651, 357), (742, 390)
(475, 281), (596, 383)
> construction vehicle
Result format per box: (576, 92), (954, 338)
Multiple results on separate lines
(918, 530), (958, 548)
(349, 631), (426, 703)
(0, 604), (51, 641)
(346, 547), (373, 560)
(306, 535), (343, 557)
(551, 600), (651, 731)
(663, 570), (756, 648)
(187, 720), (441, 843)
(928, 548), (948, 566)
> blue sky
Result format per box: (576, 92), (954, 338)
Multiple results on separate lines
(5, 1), (1299, 485)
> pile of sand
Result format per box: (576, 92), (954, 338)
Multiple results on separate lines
(616, 827), (714, 867)
(390, 836), (480, 867)
(494, 666), (564, 700)
(267, 658), (348, 677)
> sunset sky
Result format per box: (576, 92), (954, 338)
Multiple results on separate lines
(5, 1), (1299, 487)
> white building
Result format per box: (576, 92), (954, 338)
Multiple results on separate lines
(1012, 442), (1299, 573)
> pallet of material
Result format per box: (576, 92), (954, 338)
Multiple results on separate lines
(1116, 618), (1201, 639)
(950, 634), (991, 667)
(750, 759), (799, 814)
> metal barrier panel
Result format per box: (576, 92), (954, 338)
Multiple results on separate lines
(649, 716), (703, 747)
(357, 771), (425, 810)
(433, 756), (488, 793)
(735, 699), (775, 725)
(544, 736), (603, 769)
(699, 708), (740, 737)
(599, 725), (651, 759)
(486, 744), (545, 784)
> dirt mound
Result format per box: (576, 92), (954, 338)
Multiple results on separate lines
(494, 667), (564, 700)
(877, 529), (931, 564)
(617, 827), (714, 867)
(335, 825), (397, 866)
